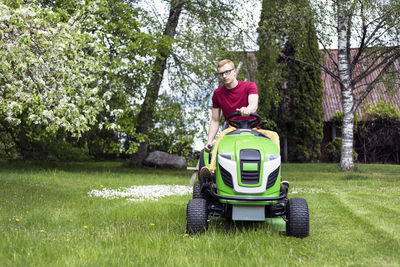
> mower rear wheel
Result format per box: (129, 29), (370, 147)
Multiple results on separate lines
(186, 198), (208, 234)
(286, 198), (309, 238)
(193, 181), (205, 199)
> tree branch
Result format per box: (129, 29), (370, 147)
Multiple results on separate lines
(352, 47), (399, 85)
(169, 52), (206, 92)
(350, 2), (367, 73)
(352, 53), (400, 113)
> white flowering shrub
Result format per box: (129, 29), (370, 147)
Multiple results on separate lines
(0, 4), (111, 137)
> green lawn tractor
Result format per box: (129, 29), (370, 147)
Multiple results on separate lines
(186, 112), (309, 238)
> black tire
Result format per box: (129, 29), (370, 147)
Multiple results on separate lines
(186, 198), (208, 234)
(193, 181), (205, 199)
(286, 198), (309, 238)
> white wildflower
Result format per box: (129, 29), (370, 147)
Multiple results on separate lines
(88, 185), (192, 202)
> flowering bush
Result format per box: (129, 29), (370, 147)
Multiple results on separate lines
(0, 4), (112, 137)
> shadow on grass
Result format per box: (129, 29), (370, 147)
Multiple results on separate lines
(208, 217), (285, 235)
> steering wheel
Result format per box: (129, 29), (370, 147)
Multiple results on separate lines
(226, 112), (262, 129)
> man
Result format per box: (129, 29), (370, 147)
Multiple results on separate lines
(204, 59), (258, 152)
(200, 59), (287, 191)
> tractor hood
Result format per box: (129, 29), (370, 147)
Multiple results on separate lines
(216, 130), (281, 194)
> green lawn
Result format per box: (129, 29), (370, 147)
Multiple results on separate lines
(0, 161), (399, 266)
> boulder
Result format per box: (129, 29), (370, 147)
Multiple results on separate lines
(143, 151), (186, 169)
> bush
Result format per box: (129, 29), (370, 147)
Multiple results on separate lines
(20, 138), (93, 162)
(325, 138), (342, 162)
(355, 101), (400, 163)
(0, 131), (17, 159)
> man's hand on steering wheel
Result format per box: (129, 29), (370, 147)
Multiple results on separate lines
(236, 107), (251, 117)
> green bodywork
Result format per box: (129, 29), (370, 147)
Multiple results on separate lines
(203, 131), (281, 205)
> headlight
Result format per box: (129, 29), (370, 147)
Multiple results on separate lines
(268, 154), (280, 161)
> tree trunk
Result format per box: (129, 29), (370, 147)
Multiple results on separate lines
(131, 0), (185, 166)
(283, 136), (288, 162)
(337, 0), (354, 170)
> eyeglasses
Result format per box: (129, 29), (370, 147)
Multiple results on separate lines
(217, 69), (234, 77)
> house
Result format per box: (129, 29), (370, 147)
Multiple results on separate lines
(321, 48), (400, 145)
(237, 50), (400, 162)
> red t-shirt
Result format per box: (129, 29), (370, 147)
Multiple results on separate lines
(212, 81), (258, 121)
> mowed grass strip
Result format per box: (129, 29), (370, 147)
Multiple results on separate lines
(0, 161), (399, 266)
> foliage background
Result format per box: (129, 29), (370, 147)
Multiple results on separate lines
(1, 0), (399, 164)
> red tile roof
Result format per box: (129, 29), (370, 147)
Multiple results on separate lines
(322, 49), (400, 121)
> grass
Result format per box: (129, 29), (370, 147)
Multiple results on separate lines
(0, 161), (399, 266)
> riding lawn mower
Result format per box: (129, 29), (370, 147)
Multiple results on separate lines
(186, 112), (309, 238)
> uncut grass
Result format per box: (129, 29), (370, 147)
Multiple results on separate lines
(1, 161), (399, 266)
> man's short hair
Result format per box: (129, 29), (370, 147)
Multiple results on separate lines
(217, 59), (235, 70)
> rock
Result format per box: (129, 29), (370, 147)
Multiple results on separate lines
(143, 151), (186, 169)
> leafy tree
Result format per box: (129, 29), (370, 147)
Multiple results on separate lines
(131, 0), (257, 165)
(77, 0), (155, 158)
(131, 0), (186, 165)
(285, 32), (324, 162)
(257, 0), (324, 162)
(256, 0), (286, 129)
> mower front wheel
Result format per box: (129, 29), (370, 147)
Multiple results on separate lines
(186, 198), (208, 234)
(286, 198), (309, 238)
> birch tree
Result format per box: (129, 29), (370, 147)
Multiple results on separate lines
(313, 0), (400, 170)
(336, 0), (356, 170)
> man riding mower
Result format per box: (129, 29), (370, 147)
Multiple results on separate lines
(186, 112), (309, 238)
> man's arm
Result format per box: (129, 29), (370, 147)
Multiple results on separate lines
(236, 94), (259, 116)
(204, 108), (221, 152)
